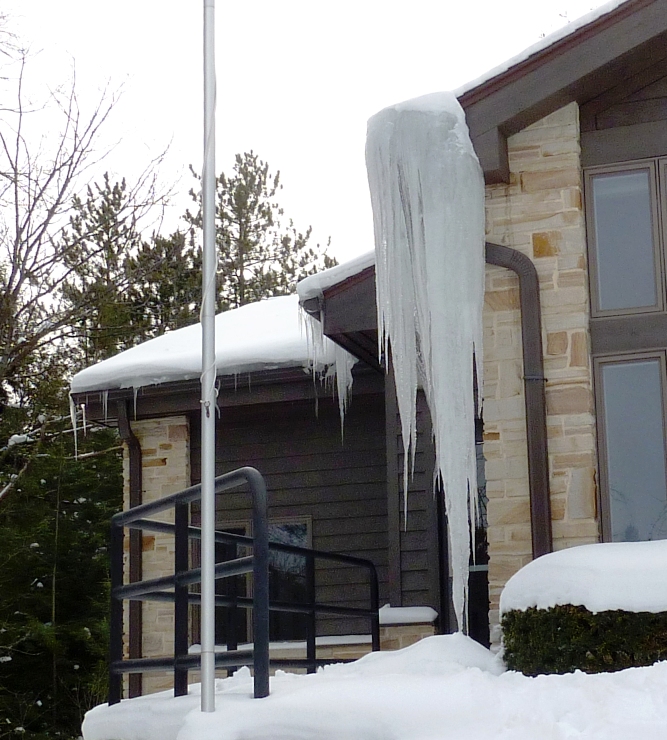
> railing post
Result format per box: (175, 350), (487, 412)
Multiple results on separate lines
(109, 521), (124, 705)
(305, 553), (316, 673)
(248, 469), (270, 698)
(370, 566), (380, 652)
(174, 502), (189, 696)
(225, 540), (239, 676)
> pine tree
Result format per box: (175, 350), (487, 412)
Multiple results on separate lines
(185, 151), (336, 310)
(0, 420), (122, 739)
(63, 178), (200, 364)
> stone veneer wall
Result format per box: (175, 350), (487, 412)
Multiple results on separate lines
(483, 102), (599, 643)
(122, 415), (190, 695)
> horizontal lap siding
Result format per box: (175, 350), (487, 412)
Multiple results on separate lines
(190, 392), (387, 636)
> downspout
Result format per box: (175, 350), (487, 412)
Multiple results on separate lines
(116, 400), (143, 698)
(485, 242), (553, 558)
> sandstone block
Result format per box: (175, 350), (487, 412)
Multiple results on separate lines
(532, 230), (562, 257)
(546, 385), (592, 415)
(547, 331), (568, 356)
(567, 467), (597, 520)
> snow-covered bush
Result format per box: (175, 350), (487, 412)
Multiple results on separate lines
(500, 541), (667, 675)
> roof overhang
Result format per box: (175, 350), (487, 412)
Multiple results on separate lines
(459, 0), (667, 183)
(301, 265), (382, 374)
(72, 365), (384, 422)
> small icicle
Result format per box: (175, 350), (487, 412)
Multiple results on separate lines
(132, 387), (138, 420)
(81, 403), (87, 437)
(69, 395), (78, 460)
(334, 345), (355, 440)
(301, 305), (356, 437)
(102, 390), (109, 423)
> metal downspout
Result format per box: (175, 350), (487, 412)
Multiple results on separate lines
(116, 400), (144, 697)
(485, 242), (553, 558)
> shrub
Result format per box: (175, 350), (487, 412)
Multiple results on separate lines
(502, 604), (667, 676)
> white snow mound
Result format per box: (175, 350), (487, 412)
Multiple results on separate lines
(501, 540), (667, 615)
(82, 633), (667, 740)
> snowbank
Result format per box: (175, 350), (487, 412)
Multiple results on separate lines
(70, 294), (346, 394)
(82, 633), (667, 740)
(501, 540), (667, 615)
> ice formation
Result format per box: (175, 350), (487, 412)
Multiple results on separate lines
(301, 308), (356, 433)
(366, 91), (485, 631)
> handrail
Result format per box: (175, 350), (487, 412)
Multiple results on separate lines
(108, 466), (380, 705)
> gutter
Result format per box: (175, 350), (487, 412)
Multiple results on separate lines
(485, 242), (552, 558)
(116, 401), (144, 697)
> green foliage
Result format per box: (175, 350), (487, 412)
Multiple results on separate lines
(63, 176), (200, 364)
(502, 604), (667, 675)
(0, 424), (122, 739)
(185, 151), (336, 309)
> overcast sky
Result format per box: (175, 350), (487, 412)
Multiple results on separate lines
(5, 0), (611, 263)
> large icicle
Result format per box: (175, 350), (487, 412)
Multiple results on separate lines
(366, 92), (485, 631)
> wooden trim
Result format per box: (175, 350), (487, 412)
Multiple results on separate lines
(581, 121), (667, 167)
(420, 398), (441, 624)
(385, 355), (402, 605)
(73, 366), (384, 421)
(459, 0), (659, 109)
(459, 0), (667, 182)
(116, 401), (143, 698)
(580, 54), (667, 131)
(591, 313), (667, 354)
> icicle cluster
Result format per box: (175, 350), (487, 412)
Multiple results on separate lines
(366, 92), (485, 631)
(301, 308), (356, 434)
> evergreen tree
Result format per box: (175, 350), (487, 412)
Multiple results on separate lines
(185, 151), (336, 310)
(0, 420), (122, 739)
(63, 178), (200, 364)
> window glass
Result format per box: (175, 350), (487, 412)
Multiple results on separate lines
(268, 521), (309, 641)
(601, 359), (667, 541)
(591, 169), (657, 311)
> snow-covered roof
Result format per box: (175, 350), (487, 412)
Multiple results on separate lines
(455, 0), (630, 98)
(70, 294), (334, 394)
(500, 540), (667, 615)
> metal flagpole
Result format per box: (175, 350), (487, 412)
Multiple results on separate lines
(201, 0), (217, 713)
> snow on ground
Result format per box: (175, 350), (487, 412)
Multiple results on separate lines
(83, 633), (667, 740)
(501, 540), (667, 615)
(70, 294), (347, 394)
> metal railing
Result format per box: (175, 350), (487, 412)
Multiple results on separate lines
(109, 467), (380, 704)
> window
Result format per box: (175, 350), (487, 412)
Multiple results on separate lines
(595, 355), (667, 541)
(586, 157), (667, 543)
(586, 161), (663, 316)
(210, 517), (311, 646)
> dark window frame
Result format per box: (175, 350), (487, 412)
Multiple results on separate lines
(586, 156), (667, 543)
(585, 158), (665, 318)
(593, 351), (667, 542)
